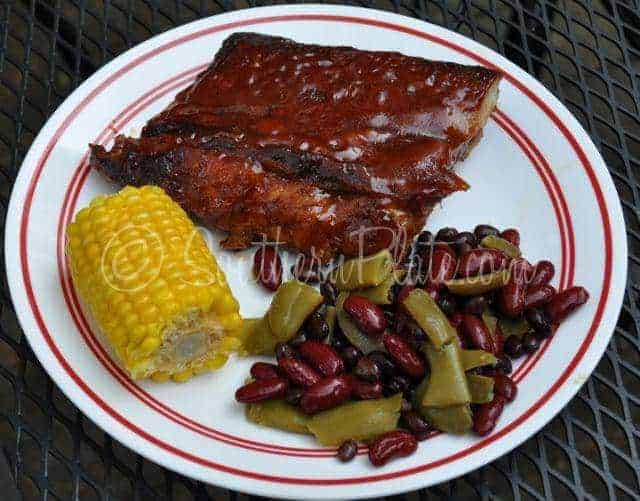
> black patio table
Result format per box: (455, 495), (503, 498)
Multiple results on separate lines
(1, 1), (639, 499)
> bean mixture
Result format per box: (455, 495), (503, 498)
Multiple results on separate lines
(236, 225), (589, 467)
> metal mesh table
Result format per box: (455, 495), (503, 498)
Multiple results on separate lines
(1, 1), (639, 499)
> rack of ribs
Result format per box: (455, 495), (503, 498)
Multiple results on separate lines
(91, 32), (501, 261)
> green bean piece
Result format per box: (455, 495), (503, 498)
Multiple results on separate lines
(307, 394), (402, 446)
(444, 269), (510, 296)
(336, 292), (384, 354)
(355, 269), (405, 305)
(421, 405), (473, 434)
(481, 234), (521, 258)
(246, 400), (312, 435)
(242, 317), (279, 356)
(498, 316), (530, 338)
(467, 374), (495, 404)
(332, 250), (394, 291)
(266, 280), (323, 342)
(402, 289), (455, 349)
(420, 341), (471, 407)
(460, 349), (498, 371)
(413, 379), (472, 433)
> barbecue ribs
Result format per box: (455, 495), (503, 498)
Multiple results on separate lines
(90, 33), (501, 261)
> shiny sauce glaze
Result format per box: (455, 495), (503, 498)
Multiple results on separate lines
(143, 33), (501, 200)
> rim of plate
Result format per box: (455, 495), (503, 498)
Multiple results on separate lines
(4, 5), (627, 499)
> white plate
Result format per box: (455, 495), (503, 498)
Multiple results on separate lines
(5, 5), (627, 499)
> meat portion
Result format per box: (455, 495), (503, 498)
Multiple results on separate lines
(91, 135), (430, 262)
(142, 33), (501, 201)
(90, 33), (502, 261)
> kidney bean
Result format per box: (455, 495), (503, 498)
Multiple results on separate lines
(343, 295), (387, 336)
(462, 314), (494, 354)
(473, 395), (507, 436)
(250, 362), (280, 380)
(383, 332), (426, 378)
(522, 332), (541, 353)
(457, 249), (508, 278)
(474, 224), (500, 241)
(498, 258), (531, 317)
(504, 336), (524, 358)
(349, 376), (383, 400)
(545, 286), (589, 323)
(299, 340), (344, 377)
(427, 247), (458, 284)
(423, 281), (441, 301)
(235, 378), (288, 403)
(275, 342), (297, 361)
(401, 411), (432, 441)
(300, 376), (351, 414)
(340, 346), (361, 369)
(529, 260), (555, 289)
(305, 310), (330, 340)
(278, 357), (321, 388)
(369, 351), (397, 378)
(253, 246), (283, 291)
(500, 228), (520, 247)
(291, 254), (321, 283)
(285, 387), (304, 406)
(354, 356), (381, 382)
(524, 285), (555, 310)
(491, 324), (505, 357)
(368, 430), (418, 466)
(320, 281), (338, 305)
(337, 440), (358, 462)
(493, 374), (517, 402)
(396, 284), (416, 306)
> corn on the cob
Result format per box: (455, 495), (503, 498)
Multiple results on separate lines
(66, 185), (242, 381)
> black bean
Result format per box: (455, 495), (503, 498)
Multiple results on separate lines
(401, 410), (432, 441)
(504, 336), (524, 358)
(435, 227), (458, 243)
(306, 310), (330, 340)
(526, 308), (552, 332)
(415, 230), (434, 249)
(403, 386), (416, 405)
(330, 332), (348, 350)
(494, 356), (513, 375)
(337, 440), (358, 462)
(474, 224), (499, 241)
(522, 332), (541, 354)
(437, 293), (458, 316)
(275, 342), (297, 361)
(340, 346), (361, 369)
(285, 387), (304, 406)
(354, 356), (381, 382)
(535, 325), (554, 339)
(320, 281), (337, 305)
(369, 351), (397, 378)
(463, 296), (490, 315)
(400, 398), (413, 413)
(453, 231), (477, 255)
(384, 375), (410, 395)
